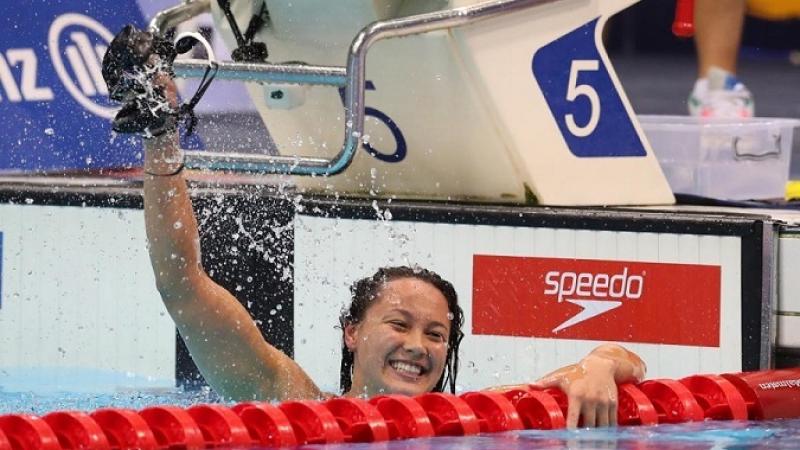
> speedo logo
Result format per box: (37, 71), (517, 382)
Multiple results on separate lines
(544, 267), (645, 302)
(472, 255), (722, 346)
(543, 267), (645, 333)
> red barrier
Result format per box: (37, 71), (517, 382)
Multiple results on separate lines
(680, 375), (748, 420)
(90, 409), (158, 450)
(278, 401), (345, 445)
(501, 387), (565, 430)
(0, 429), (10, 450)
(543, 387), (569, 418)
(639, 379), (704, 423)
(722, 369), (800, 420)
(369, 395), (435, 440)
(500, 386), (533, 405)
(139, 406), (205, 450)
(617, 384), (658, 426)
(42, 412), (109, 450)
(3, 368), (799, 450)
(673, 0), (695, 37)
(460, 391), (524, 432)
(186, 404), (252, 447)
(231, 402), (297, 447)
(0, 415), (61, 450)
(324, 397), (390, 442)
(415, 393), (481, 436)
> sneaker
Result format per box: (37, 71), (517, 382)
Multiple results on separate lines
(688, 67), (755, 118)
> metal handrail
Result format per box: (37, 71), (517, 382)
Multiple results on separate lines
(173, 60), (347, 86)
(149, 0), (212, 35)
(153, 0), (562, 175)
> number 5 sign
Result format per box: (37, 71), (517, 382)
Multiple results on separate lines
(451, 0), (673, 205)
(533, 19), (646, 157)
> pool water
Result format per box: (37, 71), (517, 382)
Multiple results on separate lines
(1, 388), (799, 450)
(294, 420), (800, 449)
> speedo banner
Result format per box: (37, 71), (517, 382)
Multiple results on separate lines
(0, 1), (200, 173)
(472, 255), (721, 346)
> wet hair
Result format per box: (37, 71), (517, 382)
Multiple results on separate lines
(339, 266), (465, 394)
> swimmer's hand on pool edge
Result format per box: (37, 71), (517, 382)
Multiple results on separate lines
(534, 343), (646, 428)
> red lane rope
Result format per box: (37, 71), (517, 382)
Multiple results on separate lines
(1, 369), (798, 450)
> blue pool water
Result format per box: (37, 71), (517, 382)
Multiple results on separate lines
(1, 387), (799, 450)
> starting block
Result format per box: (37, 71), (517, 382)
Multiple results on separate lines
(161, 0), (676, 206)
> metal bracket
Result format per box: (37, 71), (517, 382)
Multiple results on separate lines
(149, 0), (560, 176)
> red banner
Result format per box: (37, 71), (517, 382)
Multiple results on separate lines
(472, 255), (721, 346)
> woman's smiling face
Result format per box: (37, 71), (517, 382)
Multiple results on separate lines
(344, 277), (451, 397)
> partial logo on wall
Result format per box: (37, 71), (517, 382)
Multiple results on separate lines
(48, 13), (117, 119)
(0, 1), (147, 172)
(472, 255), (721, 346)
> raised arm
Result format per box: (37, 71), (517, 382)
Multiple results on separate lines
(142, 76), (321, 401)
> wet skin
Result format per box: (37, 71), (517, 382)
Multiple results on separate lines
(344, 277), (451, 397)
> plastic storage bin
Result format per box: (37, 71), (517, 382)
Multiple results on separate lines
(639, 115), (800, 200)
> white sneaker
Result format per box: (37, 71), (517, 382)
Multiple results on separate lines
(688, 67), (755, 118)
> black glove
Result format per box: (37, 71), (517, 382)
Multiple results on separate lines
(102, 25), (179, 137)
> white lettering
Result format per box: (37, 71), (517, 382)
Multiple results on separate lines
(69, 32), (108, 95)
(0, 14), (118, 118)
(626, 275), (644, 299)
(65, 45), (97, 96)
(544, 271), (559, 295)
(609, 267), (627, 298)
(5, 49), (53, 101)
(758, 379), (800, 390)
(49, 13), (117, 118)
(0, 52), (22, 102)
(544, 266), (645, 301)
(576, 273), (592, 297)
(558, 272), (577, 302)
(592, 273), (609, 297)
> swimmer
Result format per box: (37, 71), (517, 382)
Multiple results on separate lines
(126, 50), (645, 429)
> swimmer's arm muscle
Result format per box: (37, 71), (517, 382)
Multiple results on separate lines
(143, 130), (321, 401)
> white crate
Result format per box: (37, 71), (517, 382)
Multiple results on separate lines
(639, 115), (800, 200)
